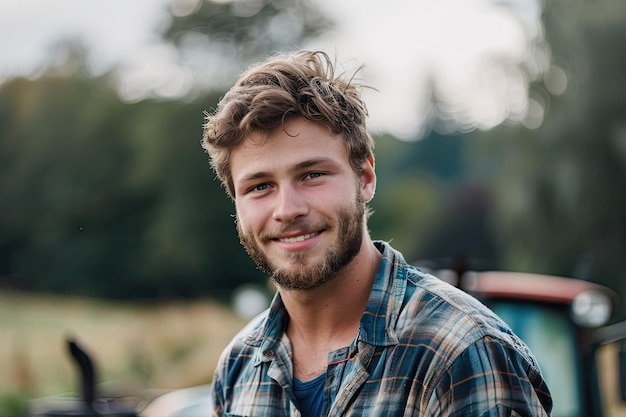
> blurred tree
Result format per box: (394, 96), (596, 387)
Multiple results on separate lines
(369, 131), (503, 271)
(0, 50), (258, 299)
(161, 0), (334, 94)
(368, 133), (444, 260)
(165, 0), (332, 51)
(489, 0), (626, 319)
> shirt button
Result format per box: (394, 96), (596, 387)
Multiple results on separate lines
(264, 350), (275, 357)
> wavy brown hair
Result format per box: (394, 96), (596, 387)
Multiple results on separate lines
(202, 50), (374, 198)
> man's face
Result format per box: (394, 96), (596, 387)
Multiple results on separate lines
(230, 117), (375, 291)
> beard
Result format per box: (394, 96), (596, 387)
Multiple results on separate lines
(236, 191), (366, 291)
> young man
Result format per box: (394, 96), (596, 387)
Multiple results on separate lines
(202, 50), (552, 416)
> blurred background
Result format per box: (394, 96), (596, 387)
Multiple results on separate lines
(1, 0), (625, 415)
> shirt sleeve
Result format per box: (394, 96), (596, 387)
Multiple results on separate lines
(210, 348), (229, 417)
(210, 372), (225, 417)
(426, 336), (553, 417)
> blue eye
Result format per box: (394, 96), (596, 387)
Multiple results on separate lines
(248, 183), (270, 193)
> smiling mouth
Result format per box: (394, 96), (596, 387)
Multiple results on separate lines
(277, 232), (318, 243)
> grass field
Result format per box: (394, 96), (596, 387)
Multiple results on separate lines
(0, 290), (247, 403)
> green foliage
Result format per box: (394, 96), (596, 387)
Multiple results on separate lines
(0, 392), (28, 417)
(0, 73), (258, 299)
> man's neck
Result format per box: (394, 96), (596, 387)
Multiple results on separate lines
(281, 238), (382, 380)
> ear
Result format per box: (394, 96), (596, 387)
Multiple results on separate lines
(360, 155), (376, 203)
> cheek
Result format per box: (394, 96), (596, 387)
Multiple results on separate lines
(307, 181), (357, 205)
(235, 201), (266, 232)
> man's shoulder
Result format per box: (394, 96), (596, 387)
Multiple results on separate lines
(399, 267), (521, 352)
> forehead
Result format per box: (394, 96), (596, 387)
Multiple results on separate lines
(230, 118), (349, 179)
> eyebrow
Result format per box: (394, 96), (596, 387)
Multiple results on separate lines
(238, 171), (271, 184)
(293, 157), (336, 171)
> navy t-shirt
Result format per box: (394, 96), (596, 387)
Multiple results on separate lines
(293, 373), (326, 417)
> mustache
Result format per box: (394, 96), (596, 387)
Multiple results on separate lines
(259, 220), (331, 241)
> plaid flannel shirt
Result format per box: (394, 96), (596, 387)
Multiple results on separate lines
(210, 241), (552, 416)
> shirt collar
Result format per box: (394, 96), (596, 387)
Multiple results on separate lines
(358, 241), (407, 346)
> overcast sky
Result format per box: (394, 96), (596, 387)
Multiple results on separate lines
(0, 0), (542, 138)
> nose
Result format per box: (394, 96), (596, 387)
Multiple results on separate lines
(273, 184), (309, 223)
